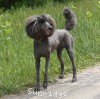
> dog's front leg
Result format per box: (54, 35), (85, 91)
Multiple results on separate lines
(34, 57), (40, 92)
(43, 55), (50, 89)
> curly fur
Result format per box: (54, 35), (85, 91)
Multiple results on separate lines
(25, 14), (55, 40)
(25, 7), (77, 91)
(25, 7), (77, 40)
(63, 7), (77, 30)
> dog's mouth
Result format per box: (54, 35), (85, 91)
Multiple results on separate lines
(41, 28), (53, 37)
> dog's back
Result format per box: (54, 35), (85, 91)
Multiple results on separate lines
(48, 29), (73, 52)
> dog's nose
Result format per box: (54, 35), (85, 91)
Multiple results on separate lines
(48, 26), (53, 30)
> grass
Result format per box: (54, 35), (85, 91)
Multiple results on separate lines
(0, 0), (100, 96)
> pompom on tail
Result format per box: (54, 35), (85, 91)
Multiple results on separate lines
(63, 7), (77, 30)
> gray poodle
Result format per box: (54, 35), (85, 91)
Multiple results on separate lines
(25, 7), (77, 91)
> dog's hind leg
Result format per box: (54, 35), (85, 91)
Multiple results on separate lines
(34, 57), (40, 92)
(57, 47), (64, 79)
(43, 55), (50, 89)
(66, 45), (77, 82)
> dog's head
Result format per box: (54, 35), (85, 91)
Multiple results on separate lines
(25, 14), (55, 40)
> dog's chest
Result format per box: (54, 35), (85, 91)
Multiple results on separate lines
(34, 41), (51, 57)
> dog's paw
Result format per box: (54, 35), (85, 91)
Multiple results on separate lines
(59, 75), (64, 79)
(71, 78), (77, 83)
(34, 86), (40, 92)
(43, 83), (48, 89)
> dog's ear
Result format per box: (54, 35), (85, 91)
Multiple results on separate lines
(25, 16), (38, 39)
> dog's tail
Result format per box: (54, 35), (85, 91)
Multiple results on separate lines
(63, 7), (77, 30)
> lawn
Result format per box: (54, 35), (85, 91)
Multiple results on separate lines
(0, 0), (100, 96)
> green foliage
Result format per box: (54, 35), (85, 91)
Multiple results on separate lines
(0, 0), (51, 9)
(0, 0), (76, 9)
(0, 0), (100, 96)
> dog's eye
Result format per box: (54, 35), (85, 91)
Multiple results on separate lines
(38, 18), (45, 23)
(40, 19), (45, 23)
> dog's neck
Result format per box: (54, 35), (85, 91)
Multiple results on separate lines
(34, 37), (48, 43)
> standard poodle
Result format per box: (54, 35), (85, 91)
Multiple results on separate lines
(25, 7), (77, 91)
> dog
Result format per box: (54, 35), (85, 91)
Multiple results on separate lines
(25, 7), (77, 91)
